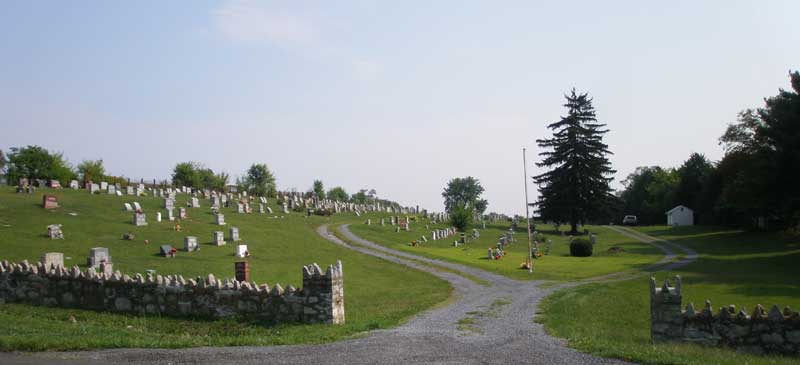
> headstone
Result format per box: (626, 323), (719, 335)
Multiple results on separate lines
(160, 245), (176, 258)
(213, 231), (225, 246)
(41, 252), (64, 269)
(108, 185), (116, 195)
(235, 261), (249, 282)
(229, 227), (240, 241)
(133, 202), (142, 211)
(164, 198), (175, 210)
(116, 190), (123, 196)
(259, 203), (265, 213)
(282, 203), (289, 214)
(47, 224), (64, 239)
(89, 183), (100, 194)
(99, 261), (114, 276)
(87, 247), (111, 268)
(190, 197), (200, 208)
(126, 186), (134, 195)
(167, 208), (175, 221)
(124, 203), (133, 211)
(178, 207), (187, 219)
(42, 195), (59, 209)
(156, 212), (162, 222)
(267, 206), (273, 214)
(100, 181), (108, 190)
(133, 212), (147, 226)
(50, 180), (62, 189)
(215, 213), (226, 225)
(69, 180), (79, 189)
(235, 244), (249, 258)
(184, 236), (199, 252)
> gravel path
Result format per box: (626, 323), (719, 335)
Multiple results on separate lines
(0, 225), (694, 364)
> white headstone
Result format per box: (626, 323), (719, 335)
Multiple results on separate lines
(184, 236), (199, 252)
(235, 244), (248, 258)
(213, 231), (225, 246)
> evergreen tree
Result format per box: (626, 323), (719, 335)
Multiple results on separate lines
(534, 89), (615, 234)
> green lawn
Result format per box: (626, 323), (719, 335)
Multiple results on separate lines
(0, 187), (451, 351)
(537, 225), (800, 365)
(348, 222), (665, 281)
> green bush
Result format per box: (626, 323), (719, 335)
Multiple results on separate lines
(569, 238), (593, 257)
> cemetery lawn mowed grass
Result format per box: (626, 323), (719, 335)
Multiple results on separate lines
(0, 187), (450, 351)
(537, 226), (800, 365)
(348, 223), (664, 281)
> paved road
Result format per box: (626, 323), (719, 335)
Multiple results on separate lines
(0, 225), (695, 364)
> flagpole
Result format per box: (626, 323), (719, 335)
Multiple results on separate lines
(523, 148), (533, 273)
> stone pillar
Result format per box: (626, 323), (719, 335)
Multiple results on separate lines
(301, 261), (344, 324)
(650, 275), (683, 343)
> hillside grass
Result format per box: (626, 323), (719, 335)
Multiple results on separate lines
(0, 187), (451, 351)
(537, 225), (800, 365)
(348, 222), (665, 281)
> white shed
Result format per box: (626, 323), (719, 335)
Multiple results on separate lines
(666, 205), (694, 226)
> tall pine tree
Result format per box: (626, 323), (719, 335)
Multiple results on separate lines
(534, 89), (615, 234)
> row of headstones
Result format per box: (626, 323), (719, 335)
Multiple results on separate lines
(172, 228), (241, 252)
(275, 191), (425, 216)
(364, 216), (410, 226)
(430, 227), (456, 241)
(40, 249), (115, 275)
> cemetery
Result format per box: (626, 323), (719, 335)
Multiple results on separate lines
(1, 182), (797, 365)
(0, 186), (449, 350)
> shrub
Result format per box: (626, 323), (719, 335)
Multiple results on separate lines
(570, 238), (593, 257)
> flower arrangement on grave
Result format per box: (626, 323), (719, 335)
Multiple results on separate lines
(174, 224), (181, 232)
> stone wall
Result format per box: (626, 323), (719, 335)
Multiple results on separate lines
(650, 276), (799, 355)
(0, 259), (344, 325)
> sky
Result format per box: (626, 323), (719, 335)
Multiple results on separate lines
(1, 1), (798, 215)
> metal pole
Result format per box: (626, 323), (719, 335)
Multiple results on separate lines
(523, 148), (533, 273)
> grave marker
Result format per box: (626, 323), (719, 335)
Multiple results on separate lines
(42, 195), (59, 209)
(235, 244), (249, 258)
(133, 212), (147, 226)
(40, 252), (64, 269)
(213, 231), (225, 246)
(47, 224), (64, 239)
(184, 236), (199, 252)
(86, 247), (111, 269)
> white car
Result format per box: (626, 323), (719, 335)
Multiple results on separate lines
(622, 215), (638, 225)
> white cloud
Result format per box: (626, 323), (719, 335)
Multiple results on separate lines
(213, 0), (317, 46)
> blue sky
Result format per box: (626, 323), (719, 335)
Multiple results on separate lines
(1, 1), (798, 215)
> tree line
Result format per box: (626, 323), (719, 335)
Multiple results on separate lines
(620, 72), (800, 229)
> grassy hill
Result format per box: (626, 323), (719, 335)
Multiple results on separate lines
(0, 187), (450, 350)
